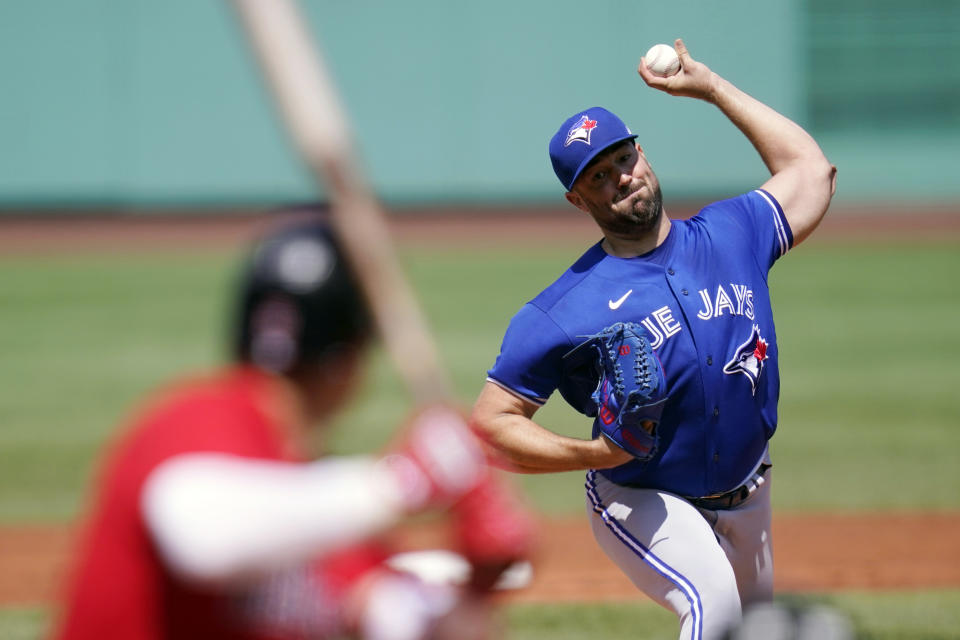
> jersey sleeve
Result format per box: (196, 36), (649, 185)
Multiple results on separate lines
(486, 303), (572, 406)
(702, 190), (794, 272)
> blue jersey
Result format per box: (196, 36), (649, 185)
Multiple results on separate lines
(487, 190), (793, 497)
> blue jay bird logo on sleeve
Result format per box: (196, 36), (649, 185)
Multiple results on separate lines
(564, 114), (598, 147)
(723, 324), (769, 395)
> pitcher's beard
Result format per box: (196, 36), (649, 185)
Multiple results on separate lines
(605, 185), (664, 236)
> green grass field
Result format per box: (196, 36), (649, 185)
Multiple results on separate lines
(1, 233), (958, 637)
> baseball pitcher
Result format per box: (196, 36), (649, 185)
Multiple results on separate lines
(470, 39), (836, 640)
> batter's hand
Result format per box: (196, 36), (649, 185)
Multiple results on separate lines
(452, 471), (536, 593)
(638, 38), (719, 102)
(380, 405), (488, 512)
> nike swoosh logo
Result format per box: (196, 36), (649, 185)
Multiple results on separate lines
(608, 289), (633, 310)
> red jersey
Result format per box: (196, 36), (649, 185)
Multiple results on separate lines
(54, 366), (386, 640)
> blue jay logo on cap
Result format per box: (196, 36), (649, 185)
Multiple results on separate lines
(550, 107), (637, 190)
(564, 115), (599, 147)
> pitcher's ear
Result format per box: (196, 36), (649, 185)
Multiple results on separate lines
(565, 191), (587, 213)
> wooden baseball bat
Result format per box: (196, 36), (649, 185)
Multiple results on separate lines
(229, 0), (452, 405)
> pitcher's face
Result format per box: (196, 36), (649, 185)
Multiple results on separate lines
(566, 142), (663, 236)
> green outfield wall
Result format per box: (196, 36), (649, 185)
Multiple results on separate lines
(0, 0), (957, 208)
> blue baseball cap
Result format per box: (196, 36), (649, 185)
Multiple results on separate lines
(549, 107), (637, 191)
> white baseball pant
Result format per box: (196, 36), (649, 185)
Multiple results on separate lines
(585, 467), (774, 640)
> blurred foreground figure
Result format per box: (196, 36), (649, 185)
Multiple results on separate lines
(53, 207), (533, 640)
(725, 602), (854, 640)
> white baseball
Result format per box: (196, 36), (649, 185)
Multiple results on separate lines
(644, 43), (680, 77)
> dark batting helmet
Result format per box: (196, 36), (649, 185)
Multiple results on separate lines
(233, 204), (371, 374)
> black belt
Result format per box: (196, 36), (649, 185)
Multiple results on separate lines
(686, 463), (771, 511)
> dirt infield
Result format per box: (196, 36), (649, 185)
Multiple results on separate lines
(3, 512), (960, 606)
(0, 202), (958, 256)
